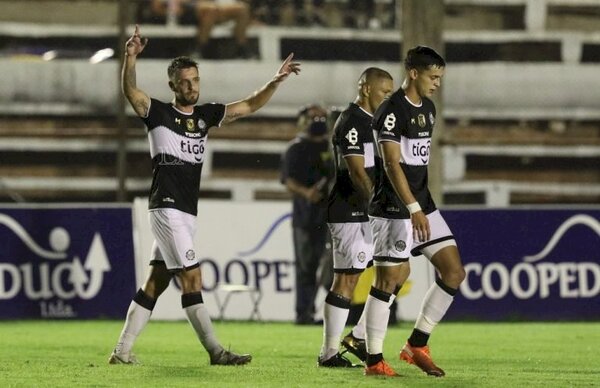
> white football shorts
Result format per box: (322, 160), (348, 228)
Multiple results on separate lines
(328, 221), (373, 273)
(370, 209), (456, 266)
(148, 208), (199, 271)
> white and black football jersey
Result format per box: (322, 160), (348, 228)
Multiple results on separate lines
(327, 103), (376, 223)
(369, 89), (437, 219)
(141, 98), (225, 216)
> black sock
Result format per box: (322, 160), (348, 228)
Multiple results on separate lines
(408, 328), (430, 347)
(366, 353), (383, 367)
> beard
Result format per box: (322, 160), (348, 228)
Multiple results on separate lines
(177, 92), (199, 106)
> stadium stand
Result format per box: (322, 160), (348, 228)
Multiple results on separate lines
(0, 0), (598, 205)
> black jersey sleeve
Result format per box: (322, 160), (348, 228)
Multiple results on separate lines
(373, 98), (405, 143)
(337, 115), (365, 157)
(141, 98), (166, 130)
(196, 103), (226, 129)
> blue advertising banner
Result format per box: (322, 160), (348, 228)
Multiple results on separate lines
(443, 208), (600, 320)
(0, 205), (136, 319)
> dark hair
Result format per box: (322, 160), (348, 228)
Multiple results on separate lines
(358, 67), (393, 85)
(297, 104), (324, 119)
(167, 56), (198, 80)
(404, 46), (445, 71)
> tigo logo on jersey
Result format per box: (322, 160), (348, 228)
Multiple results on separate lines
(180, 139), (206, 163)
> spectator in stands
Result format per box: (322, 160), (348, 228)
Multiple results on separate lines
(108, 25), (299, 365)
(293, 0), (326, 26)
(281, 105), (334, 325)
(149, 0), (254, 58)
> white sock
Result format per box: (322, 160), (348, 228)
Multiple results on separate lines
(353, 291), (395, 340)
(352, 310), (367, 340)
(184, 303), (222, 355)
(320, 301), (350, 359)
(365, 291), (391, 355)
(414, 281), (455, 334)
(114, 301), (151, 355)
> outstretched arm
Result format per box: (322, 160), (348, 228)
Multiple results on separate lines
(122, 25), (151, 117)
(223, 53), (301, 124)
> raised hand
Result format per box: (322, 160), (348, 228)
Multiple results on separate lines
(273, 53), (301, 83)
(125, 24), (148, 57)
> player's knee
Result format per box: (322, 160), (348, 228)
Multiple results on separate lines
(344, 275), (359, 290)
(452, 266), (467, 287)
(374, 277), (398, 294)
(441, 266), (466, 288)
(332, 273), (359, 295)
(177, 268), (202, 293)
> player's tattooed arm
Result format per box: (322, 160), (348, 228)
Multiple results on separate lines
(223, 53), (301, 124)
(122, 25), (150, 117)
(222, 109), (243, 124)
(132, 96), (150, 118)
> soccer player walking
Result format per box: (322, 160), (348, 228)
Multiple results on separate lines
(108, 25), (300, 365)
(365, 46), (466, 377)
(317, 68), (394, 367)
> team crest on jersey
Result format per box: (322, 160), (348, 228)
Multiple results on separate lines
(429, 112), (435, 126)
(417, 114), (426, 128)
(186, 119), (195, 131)
(395, 240), (406, 251)
(197, 119), (206, 130)
(186, 249), (195, 261)
(357, 251), (366, 263)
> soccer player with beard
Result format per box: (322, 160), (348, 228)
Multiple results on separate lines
(109, 25), (300, 366)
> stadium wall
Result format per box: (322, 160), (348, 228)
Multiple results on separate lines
(1, 203), (598, 321)
(2, 59), (600, 120)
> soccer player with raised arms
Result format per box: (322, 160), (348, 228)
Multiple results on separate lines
(108, 25), (300, 366)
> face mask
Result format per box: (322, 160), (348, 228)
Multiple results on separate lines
(307, 116), (327, 135)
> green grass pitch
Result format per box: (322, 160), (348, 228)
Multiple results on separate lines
(0, 320), (598, 387)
